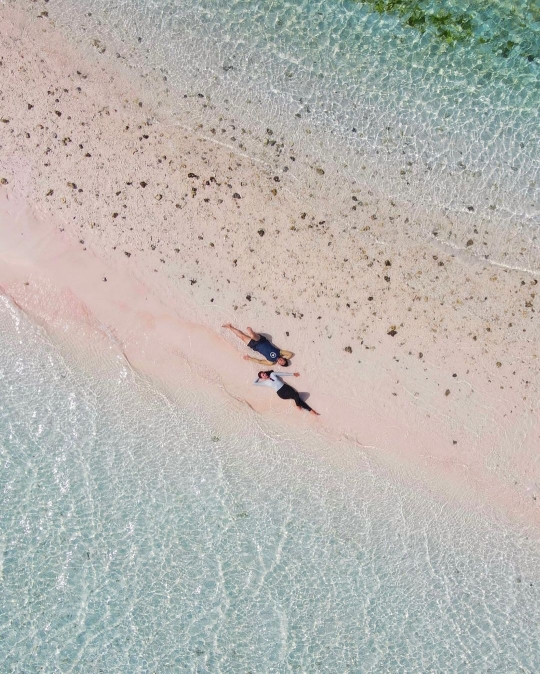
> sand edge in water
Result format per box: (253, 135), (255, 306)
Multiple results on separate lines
(0, 3), (539, 528)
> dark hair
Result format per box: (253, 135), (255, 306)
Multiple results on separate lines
(279, 358), (289, 367)
(258, 370), (274, 379)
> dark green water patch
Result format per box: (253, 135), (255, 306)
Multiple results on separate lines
(356, 0), (540, 62)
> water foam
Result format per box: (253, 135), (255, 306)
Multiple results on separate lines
(1, 282), (540, 671)
(44, 0), (540, 269)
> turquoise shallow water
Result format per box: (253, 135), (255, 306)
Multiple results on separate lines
(2, 295), (540, 670)
(3, 2), (540, 668)
(46, 0), (540, 267)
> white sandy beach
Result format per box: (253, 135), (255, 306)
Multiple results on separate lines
(1, 3), (539, 527)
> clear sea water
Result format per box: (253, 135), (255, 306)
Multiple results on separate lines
(4, 1), (540, 670)
(2, 284), (540, 670)
(46, 0), (540, 268)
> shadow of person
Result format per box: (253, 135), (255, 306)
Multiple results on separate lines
(260, 333), (295, 360)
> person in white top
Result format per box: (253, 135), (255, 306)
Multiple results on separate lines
(254, 370), (320, 416)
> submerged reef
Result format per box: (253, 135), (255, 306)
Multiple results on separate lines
(354, 0), (539, 61)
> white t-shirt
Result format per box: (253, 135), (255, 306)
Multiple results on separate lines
(253, 372), (294, 392)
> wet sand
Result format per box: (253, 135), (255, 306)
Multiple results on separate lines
(1, 3), (539, 527)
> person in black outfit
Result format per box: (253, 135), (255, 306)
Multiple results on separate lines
(253, 370), (319, 415)
(223, 323), (293, 366)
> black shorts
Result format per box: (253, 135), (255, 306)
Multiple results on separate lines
(248, 336), (268, 351)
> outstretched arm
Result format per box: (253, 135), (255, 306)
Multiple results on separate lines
(243, 355), (273, 366)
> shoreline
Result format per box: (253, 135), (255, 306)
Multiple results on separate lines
(1, 4), (539, 529)
(2, 193), (539, 531)
(31, 0), (540, 264)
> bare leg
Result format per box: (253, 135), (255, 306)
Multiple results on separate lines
(246, 327), (261, 341)
(222, 323), (252, 345)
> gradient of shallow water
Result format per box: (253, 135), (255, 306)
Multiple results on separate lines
(46, 0), (540, 267)
(2, 298), (540, 671)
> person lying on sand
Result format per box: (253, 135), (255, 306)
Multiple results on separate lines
(222, 323), (293, 367)
(254, 370), (320, 416)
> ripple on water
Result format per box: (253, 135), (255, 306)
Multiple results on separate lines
(43, 0), (540, 270)
(1, 283), (540, 670)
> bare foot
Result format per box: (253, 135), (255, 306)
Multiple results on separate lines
(310, 410), (320, 416)
(222, 323), (231, 329)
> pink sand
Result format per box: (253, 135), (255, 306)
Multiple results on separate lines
(1, 3), (539, 528)
(1, 192), (539, 528)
